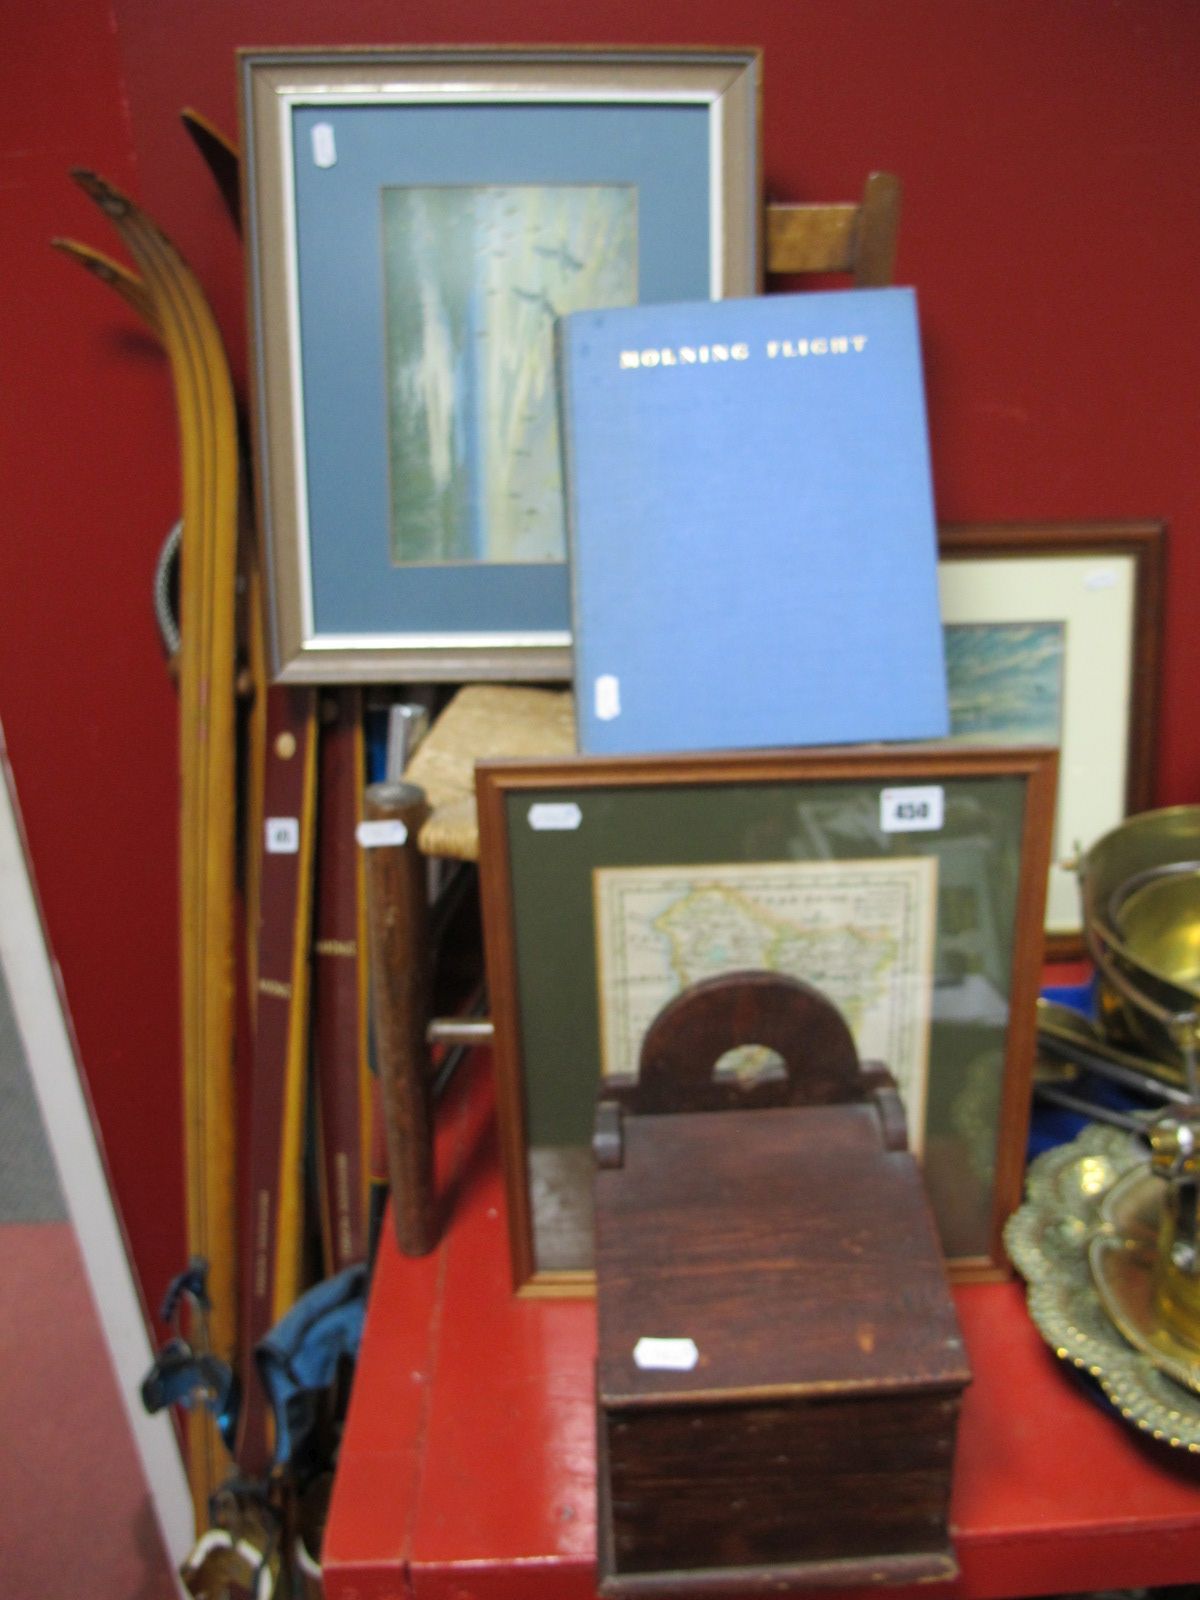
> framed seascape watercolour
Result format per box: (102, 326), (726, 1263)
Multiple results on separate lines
(239, 47), (762, 682)
(476, 744), (1058, 1294)
(938, 522), (1163, 958)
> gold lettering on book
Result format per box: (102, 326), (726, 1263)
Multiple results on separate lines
(620, 337), (863, 370)
(258, 977), (292, 1000)
(315, 939), (357, 958)
(619, 344), (752, 370)
(765, 334), (867, 358)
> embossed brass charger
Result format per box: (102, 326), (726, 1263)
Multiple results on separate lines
(1005, 1114), (1200, 1452)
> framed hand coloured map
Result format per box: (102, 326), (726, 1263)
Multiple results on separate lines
(593, 856), (939, 1136)
(938, 522), (1163, 957)
(240, 47), (761, 682)
(476, 744), (1058, 1293)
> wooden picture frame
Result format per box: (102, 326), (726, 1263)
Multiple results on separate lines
(938, 521), (1163, 958)
(239, 46), (762, 684)
(477, 743), (1058, 1294)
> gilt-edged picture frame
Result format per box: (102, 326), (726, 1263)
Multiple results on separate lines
(477, 743), (1058, 1295)
(239, 46), (762, 683)
(938, 521), (1163, 959)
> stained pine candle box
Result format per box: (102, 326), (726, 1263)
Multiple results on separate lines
(592, 973), (971, 1597)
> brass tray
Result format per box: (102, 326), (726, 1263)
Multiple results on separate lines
(1004, 1123), (1200, 1452)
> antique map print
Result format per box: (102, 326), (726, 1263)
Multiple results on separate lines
(594, 857), (938, 1146)
(381, 183), (637, 567)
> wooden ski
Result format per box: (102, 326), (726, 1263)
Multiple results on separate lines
(49, 238), (161, 333)
(236, 684), (318, 1479)
(176, 108), (326, 1476)
(181, 108), (242, 233)
(174, 106), (268, 1024)
(66, 170), (241, 1526)
(312, 691), (372, 1275)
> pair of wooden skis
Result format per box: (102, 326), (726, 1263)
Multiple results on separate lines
(59, 159), (242, 1526)
(58, 121), (374, 1556)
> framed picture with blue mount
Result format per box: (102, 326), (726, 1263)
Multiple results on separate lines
(239, 46), (761, 684)
(937, 521), (1164, 959)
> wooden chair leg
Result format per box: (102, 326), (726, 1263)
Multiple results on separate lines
(854, 171), (902, 287)
(362, 781), (438, 1256)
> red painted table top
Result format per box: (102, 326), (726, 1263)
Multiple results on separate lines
(323, 1052), (1200, 1600)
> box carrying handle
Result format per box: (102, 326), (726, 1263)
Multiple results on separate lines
(611, 969), (905, 1133)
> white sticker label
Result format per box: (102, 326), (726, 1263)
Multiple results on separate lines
(880, 785), (944, 833)
(634, 1337), (699, 1372)
(1084, 566), (1118, 590)
(528, 802), (582, 832)
(594, 674), (621, 721)
(311, 123), (337, 169)
(356, 819), (408, 849)
(265, 817), (300, 854)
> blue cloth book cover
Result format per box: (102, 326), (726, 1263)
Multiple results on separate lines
(558, 288), (949, 755)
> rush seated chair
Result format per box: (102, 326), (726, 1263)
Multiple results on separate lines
(365, 172), (903, 1257)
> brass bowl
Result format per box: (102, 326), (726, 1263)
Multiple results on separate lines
(1115, 869), (1200, 994)
(1079, 807), (1200, 1075)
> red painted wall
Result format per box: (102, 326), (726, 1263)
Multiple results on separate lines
(2, 0), (1198, 1326)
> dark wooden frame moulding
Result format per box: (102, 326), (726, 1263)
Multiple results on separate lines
(477, 742), (1059, 1296)
(938, 519), (1164, 960)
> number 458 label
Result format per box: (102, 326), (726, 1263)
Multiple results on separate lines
(880, 785), (944, 834)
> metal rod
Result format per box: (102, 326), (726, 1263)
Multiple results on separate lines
(1037, 1031), (1192, 1105)
(1034, 1081), (1151, 1134)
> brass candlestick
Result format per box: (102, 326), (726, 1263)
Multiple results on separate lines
(1148, 1107), (1200, 1355)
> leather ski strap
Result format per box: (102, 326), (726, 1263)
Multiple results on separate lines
(64, 172), (241, 1526)
(236, 684), (318, 1479)
(312, 690), (371, 1274)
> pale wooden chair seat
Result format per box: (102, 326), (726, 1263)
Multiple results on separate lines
(403, 684), (576, 860)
